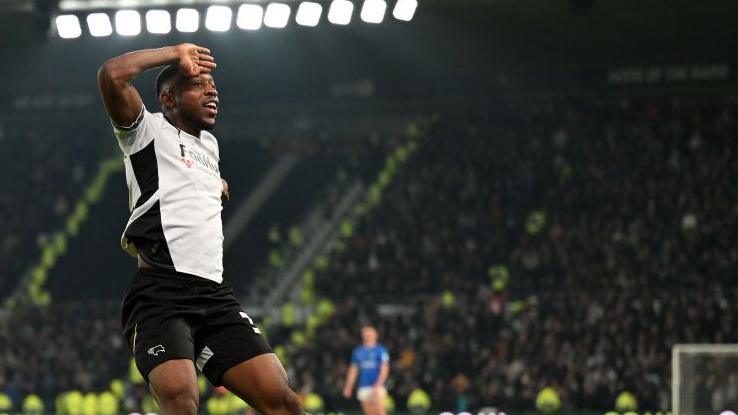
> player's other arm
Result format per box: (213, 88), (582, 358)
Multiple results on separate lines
(374, 361), (389, 389)
(96, 44), (216, 128)
(221, 178), (230, 202)
(373, 348), (390, 396)
(342, 363), (359, 398)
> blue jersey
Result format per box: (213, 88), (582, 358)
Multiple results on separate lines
(351, 344), (390, 387)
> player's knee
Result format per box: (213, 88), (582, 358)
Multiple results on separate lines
(262, 387), (302, 415)
(156, 382), (199, 414)
(281, 389), (303, 415)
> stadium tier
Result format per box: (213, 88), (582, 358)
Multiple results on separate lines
(1, 97), (737, 414)
(0, 118), (114, 301)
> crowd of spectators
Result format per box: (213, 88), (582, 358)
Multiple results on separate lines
(0, 301), (125, 405)
(289, 280), (738, 412)
(289, 98), (738, 412)
(0, 118), (112, 299)
(3, 97), (738, 413)
(232, 132), (394, 304)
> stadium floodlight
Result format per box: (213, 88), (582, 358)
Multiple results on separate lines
(236, 4), (263, 30)
(205, 5), (232, 32)
(392, 0), (417, 21)
(86, 13), (113, 37)
(295, 2), (322, 27)
(360, 0), (386, 23)
(146, 10), (171, 34)
(328, 0), (353, 25)
(56, 15), (82, 39)
(175, 8), (199, 33)
(264, 3), (291, 29)
(115, 10), (141, 36)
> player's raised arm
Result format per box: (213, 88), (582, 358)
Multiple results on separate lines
(96, 43), (216, 128)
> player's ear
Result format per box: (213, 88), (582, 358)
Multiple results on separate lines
(160, 88), (176, 111)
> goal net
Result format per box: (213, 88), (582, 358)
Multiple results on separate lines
(673, 344), (738, 415)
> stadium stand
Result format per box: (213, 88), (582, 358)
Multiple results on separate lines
(0, 117), (113, 301)
(280, 98), (738, 412)
(2, 97), (738, 413)
(0, 301), (125, 406)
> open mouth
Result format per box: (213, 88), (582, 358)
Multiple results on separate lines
(203, 100), (218, 116)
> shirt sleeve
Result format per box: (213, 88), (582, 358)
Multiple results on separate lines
(351, 348), (360, 365)
(111, 105), (155, 156)
(380, 346), (389, 363)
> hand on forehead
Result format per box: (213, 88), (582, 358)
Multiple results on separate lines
(190, 72), (215, 81)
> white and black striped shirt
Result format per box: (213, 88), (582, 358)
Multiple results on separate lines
(112, 106), (224, 283)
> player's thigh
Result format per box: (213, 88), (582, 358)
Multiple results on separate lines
(360, 400), (380, 415)
(193, 305), (272, 386)
(121, 270), (202, 382)
(148, 359), (199, 405)
(220, 353), (296, 412)
(376, 396), (387, 415)
(359, 389), (385, 415)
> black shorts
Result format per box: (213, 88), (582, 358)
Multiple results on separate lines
(121, 268), (272, 386)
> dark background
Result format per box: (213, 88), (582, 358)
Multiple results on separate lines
(2, 0), (737, 107)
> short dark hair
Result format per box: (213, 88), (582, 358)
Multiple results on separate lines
(155, 65), (180, 97)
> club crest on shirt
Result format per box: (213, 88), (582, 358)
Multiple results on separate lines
(179, 143), (219, 176)
(148, 345), (165, 356)
(179, 144), (194, 168)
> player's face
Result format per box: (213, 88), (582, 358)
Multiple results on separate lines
(176, 73), (219, 131)
(362, 327), (378, 345)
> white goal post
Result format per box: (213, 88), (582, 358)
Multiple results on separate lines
(672, 344), (738, 415)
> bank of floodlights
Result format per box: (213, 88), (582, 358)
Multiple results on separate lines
(146, 10), (172, 34)
(87, 12), (113, 37)
(393, 0), (417, 21)
(236, 4), (263, 30)
(295, 2), (322, 27)
(328, 0), (353, 25)
(360, 0), (386, 24)
(115, 10), (141, 36)
(176, 9), (200, 33)
(54, 0), (418, 39)
(205, 5), (233, 32)
(264, 3), (291, 28)
(55, 15), (82, 38)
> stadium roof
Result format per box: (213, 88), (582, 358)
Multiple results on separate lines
(1, 0), (737, 102)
